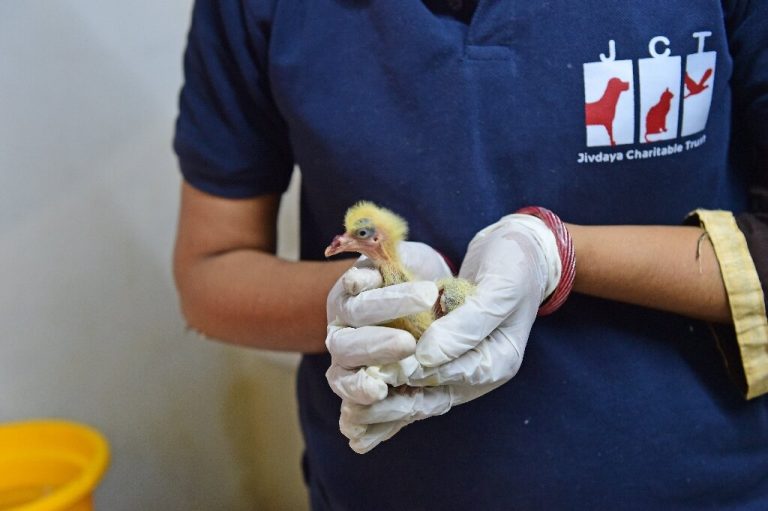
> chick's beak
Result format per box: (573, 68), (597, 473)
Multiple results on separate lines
(324, 233), (357, 257)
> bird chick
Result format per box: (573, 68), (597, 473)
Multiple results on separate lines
(325, 201), (474, 339)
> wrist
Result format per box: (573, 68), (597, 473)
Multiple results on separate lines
(562, 223), (589, 294)
(515, 207), (576, 315)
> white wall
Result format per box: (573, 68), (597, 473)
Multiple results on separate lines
(0, 2), (307, 509)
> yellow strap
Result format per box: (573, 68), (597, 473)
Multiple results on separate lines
(689, 209), (768, 399)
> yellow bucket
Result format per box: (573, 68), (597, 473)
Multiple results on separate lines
(0, 420), (109, 511)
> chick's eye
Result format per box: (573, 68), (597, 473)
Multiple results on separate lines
(356, 228), (371, 238)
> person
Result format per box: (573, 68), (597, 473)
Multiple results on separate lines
(172, 0), (768, 508)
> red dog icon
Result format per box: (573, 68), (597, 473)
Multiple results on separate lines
(585, 77), (630, 146)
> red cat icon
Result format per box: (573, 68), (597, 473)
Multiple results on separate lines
(585, 77), (630, 147)
(644, 88), (674, 142)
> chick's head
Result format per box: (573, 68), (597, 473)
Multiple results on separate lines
(324, 201), (408, 264)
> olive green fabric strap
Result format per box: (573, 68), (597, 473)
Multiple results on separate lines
(688, 209), (768, 399)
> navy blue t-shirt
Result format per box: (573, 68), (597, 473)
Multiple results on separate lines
(175, 1), (768, 509)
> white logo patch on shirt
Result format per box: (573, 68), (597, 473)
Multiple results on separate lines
(579, 31), (715, 163)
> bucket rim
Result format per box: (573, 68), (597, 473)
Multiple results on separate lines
(0, 418), (110, 511)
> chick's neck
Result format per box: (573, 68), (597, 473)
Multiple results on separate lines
(376, 242), (411, 286)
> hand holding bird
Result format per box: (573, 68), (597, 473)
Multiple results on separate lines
(325, 206), (566, 454)
(324, 239), (453, 406)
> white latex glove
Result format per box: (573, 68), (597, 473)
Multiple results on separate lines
(325, 241), (452, 407)
(341, 214), (563, 453)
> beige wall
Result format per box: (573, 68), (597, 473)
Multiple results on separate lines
(0, 2), (308, 509)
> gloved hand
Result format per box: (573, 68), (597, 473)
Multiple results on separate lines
(325, 241), (452, 407)
(340, 214), (563, 453)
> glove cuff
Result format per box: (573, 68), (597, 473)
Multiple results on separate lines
(516, 207), (576, 316)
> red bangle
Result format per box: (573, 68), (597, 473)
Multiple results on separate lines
(516, 206), (576, 316)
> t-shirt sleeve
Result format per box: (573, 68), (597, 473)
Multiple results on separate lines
(688, 1), (768, 399)
(726, 0), (768, 338)
(727, 0), (768, 286)
(173, 0), (293, 198)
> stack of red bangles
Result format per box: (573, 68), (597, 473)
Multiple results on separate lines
(516, 206), (576, 316)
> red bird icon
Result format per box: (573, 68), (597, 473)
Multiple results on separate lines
(684, 68), (713, 98)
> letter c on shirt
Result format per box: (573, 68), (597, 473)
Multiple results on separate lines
(648, 36), (671, 58)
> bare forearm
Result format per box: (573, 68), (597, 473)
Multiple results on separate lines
(173, 182), (354, 352)
(567, 224), (731, 323)
(177, 250), (352, 352)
